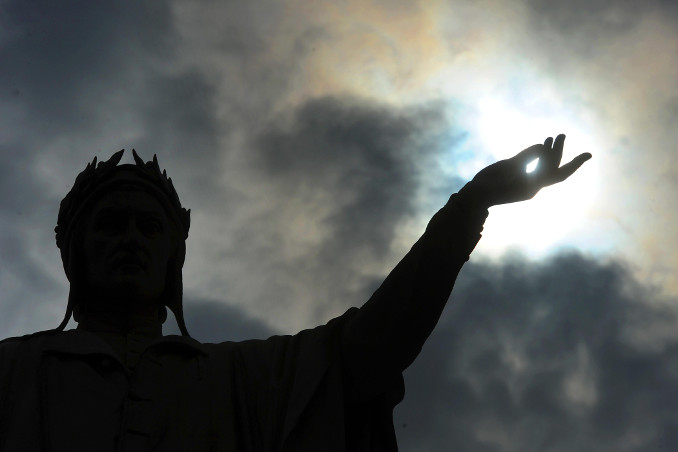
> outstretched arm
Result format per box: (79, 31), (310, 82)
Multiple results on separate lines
(341, 134), (591, 398)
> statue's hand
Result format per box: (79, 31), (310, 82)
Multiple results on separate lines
(459, 134), (592, 209)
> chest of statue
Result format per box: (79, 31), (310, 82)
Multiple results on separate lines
(0, 331), (264, 452)
(41, 348), (223, 451)
(1, 309), (402, 452)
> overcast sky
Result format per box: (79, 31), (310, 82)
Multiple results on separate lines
(2, 0), (678, 450)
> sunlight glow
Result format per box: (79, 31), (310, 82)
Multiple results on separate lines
(463, 93), (600, 257)
(525, 158), (539, 173)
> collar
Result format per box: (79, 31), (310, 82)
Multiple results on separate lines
(42, 328), (207, 357)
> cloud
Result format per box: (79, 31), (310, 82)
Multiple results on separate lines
(195, 95), (470, 331)
(127, 70), (222, 178)
(0, 1), (175, 135)
(253, 95), (463, 250)
(0, 0), (225, 195)
(164, 297), (279, 342)
(526, 0), (647, 40)
(394, 251), (678, 451)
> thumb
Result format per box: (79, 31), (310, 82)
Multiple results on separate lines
(547, 153), (592, 185)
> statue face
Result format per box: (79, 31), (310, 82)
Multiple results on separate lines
(81, 189), (174, 307)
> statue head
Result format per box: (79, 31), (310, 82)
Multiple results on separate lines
(54, 150), (191, 335)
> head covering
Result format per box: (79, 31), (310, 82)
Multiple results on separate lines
(54, 149), (191, 336)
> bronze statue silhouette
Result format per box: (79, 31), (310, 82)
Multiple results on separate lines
(0, 134), (590, 451)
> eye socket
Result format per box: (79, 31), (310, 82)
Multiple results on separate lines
(93, 213), (124, 234)
(91, 212), (164, 236)
(140, 218), (163, 235)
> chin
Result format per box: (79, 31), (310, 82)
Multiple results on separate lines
(111, 265), (151, 287)
(108, 277), (161, 303)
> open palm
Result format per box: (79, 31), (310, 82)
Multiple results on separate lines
(460, 134), (592, 209)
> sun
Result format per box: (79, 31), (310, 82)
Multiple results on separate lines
(460, 96), (600, 258)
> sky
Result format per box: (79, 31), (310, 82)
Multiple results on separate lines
(1, 0), (678, 450)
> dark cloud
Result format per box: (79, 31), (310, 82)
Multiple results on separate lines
(394, 251), (678, 451)
(164, 297), (279, 342)
(0, 1), (175, 134)
(0, 0), (224, 195)
(128, 69), (222, 191)
(232, 96), (468, 322)
(519, 0), (678, 91)
(0, 144), (43, 213)
(0, 143), (66, 337)
(527, 0), (647, 38)
(255, 96), (461, 255)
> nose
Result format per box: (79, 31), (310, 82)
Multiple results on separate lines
(120, 218), (145, 246)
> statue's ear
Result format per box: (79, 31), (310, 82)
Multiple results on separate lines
(158, 305), (168, 324)
(73, 303), (82, 323)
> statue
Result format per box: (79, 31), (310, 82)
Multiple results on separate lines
(0, 134), (590, 451)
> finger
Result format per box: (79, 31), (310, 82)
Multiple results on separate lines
(533, 136), (553, 173)
(544, 152), (592, 186)
(551, 133), (565, 168)
(535, 134), (567, 178)
(544, 136), (553, 150)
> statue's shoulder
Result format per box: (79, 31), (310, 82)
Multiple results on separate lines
(0, 329), (62, 351)
(0, 330), (66, 386)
